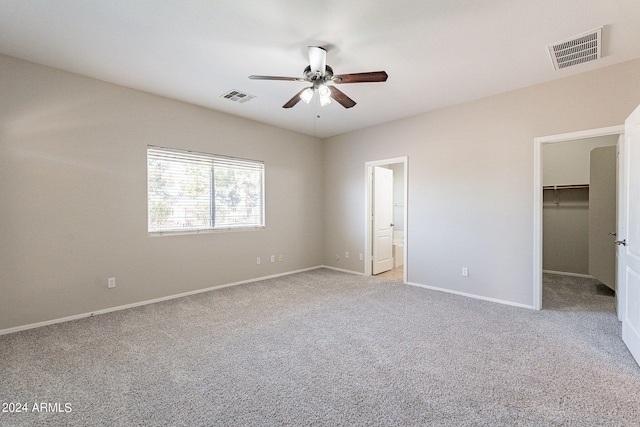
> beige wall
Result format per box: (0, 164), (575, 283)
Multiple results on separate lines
(543, 135), (618, 186)
(3, 53), (640, 330)
(0, 55), (324, 330)
(323, 58), (640, 307)
(543, 188), (590, 274)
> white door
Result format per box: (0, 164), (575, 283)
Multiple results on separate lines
(616, 134), (625, 319)
(372, 166), (394, 274)
(620, 104), (640, 366)
(589, 146), (617, 290)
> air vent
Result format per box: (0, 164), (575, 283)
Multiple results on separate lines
(548, 27), (602, 70)
(221, 89), (255, 103)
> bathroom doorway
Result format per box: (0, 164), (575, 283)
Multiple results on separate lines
(364, 157), (408, 282)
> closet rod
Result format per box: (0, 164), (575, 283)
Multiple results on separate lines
(542, 184), (589, 190)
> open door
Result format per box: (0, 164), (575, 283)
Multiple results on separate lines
(372, 166), (394, 274)
(620, 104), (640, 366)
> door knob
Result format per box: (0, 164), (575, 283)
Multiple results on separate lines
(390, 223), (394, 227)
(615, 239), (627, 246)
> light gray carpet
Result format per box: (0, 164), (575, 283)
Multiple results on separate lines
(1, 269), (639, 426)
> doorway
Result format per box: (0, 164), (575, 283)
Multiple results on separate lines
(533, 125), (624, 310)
(364, 157), (408, 282)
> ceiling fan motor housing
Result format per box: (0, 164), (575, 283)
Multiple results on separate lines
(304, 65), (334, 84)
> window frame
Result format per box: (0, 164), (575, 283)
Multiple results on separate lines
(147, 145), (265, 235)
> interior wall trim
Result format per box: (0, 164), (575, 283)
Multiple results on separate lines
(322, 265), (366, 276)
(543, 270), (594, 279)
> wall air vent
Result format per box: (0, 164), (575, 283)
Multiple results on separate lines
(221, 89), (255, 103)
(548, 27), (602, 70)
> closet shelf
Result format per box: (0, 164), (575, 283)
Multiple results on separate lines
(543, 184), (589, 190)
(543, 184), (589, 206)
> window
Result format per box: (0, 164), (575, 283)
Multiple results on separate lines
(147, 146), (264, 233)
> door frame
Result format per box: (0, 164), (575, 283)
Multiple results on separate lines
(365, 157), (408, 282)
(533, 125), (624, 310)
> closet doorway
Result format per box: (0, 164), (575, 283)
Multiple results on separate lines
(533, 126), (624, 310)
(364, 157), (408, 282)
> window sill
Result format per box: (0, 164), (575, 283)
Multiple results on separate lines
(148, 226), (265, 237)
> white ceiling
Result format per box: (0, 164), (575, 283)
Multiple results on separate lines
(2, 0), (640, 138)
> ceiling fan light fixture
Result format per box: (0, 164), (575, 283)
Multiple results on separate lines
(300, 87), (314, 104)
(319, 93), (332, 107)
(318, 84), (332, 106)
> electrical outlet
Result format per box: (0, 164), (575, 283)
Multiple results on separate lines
(278, 255), (283, 262)
(345, 251), (349, 258)
(270, 255), (275, 263)
(257, 257), (261, 265)
(462, 267), (469, 277)
(108, 277), (116, 288)
(359, 253), (364, 261)
(335, 254), (340, 261)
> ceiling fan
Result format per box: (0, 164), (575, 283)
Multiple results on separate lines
(249, 46), (388, 109)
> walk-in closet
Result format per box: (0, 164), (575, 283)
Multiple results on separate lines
(542, 134), (619, 295)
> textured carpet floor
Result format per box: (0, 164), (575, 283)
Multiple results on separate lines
(1, 269), (639, 426)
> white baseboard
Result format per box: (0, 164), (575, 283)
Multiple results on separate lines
(543, 270), (593, 279)
(321, 265), (366, 276)
(0, 266), (325, 336)
(405, 281), (534, 310)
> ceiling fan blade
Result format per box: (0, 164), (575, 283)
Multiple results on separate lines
(328, 86), (356, 109)
(333, 71), (388, 84)
(249, 75), (306, 81)
(308, 46), (327, 76)
(282, 88), (310, 108)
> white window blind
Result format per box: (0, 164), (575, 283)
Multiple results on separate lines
(147, 146), (264, 233)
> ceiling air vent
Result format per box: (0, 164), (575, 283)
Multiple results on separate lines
(548, 27), (602, 70)
(221, 89), (255, 103)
